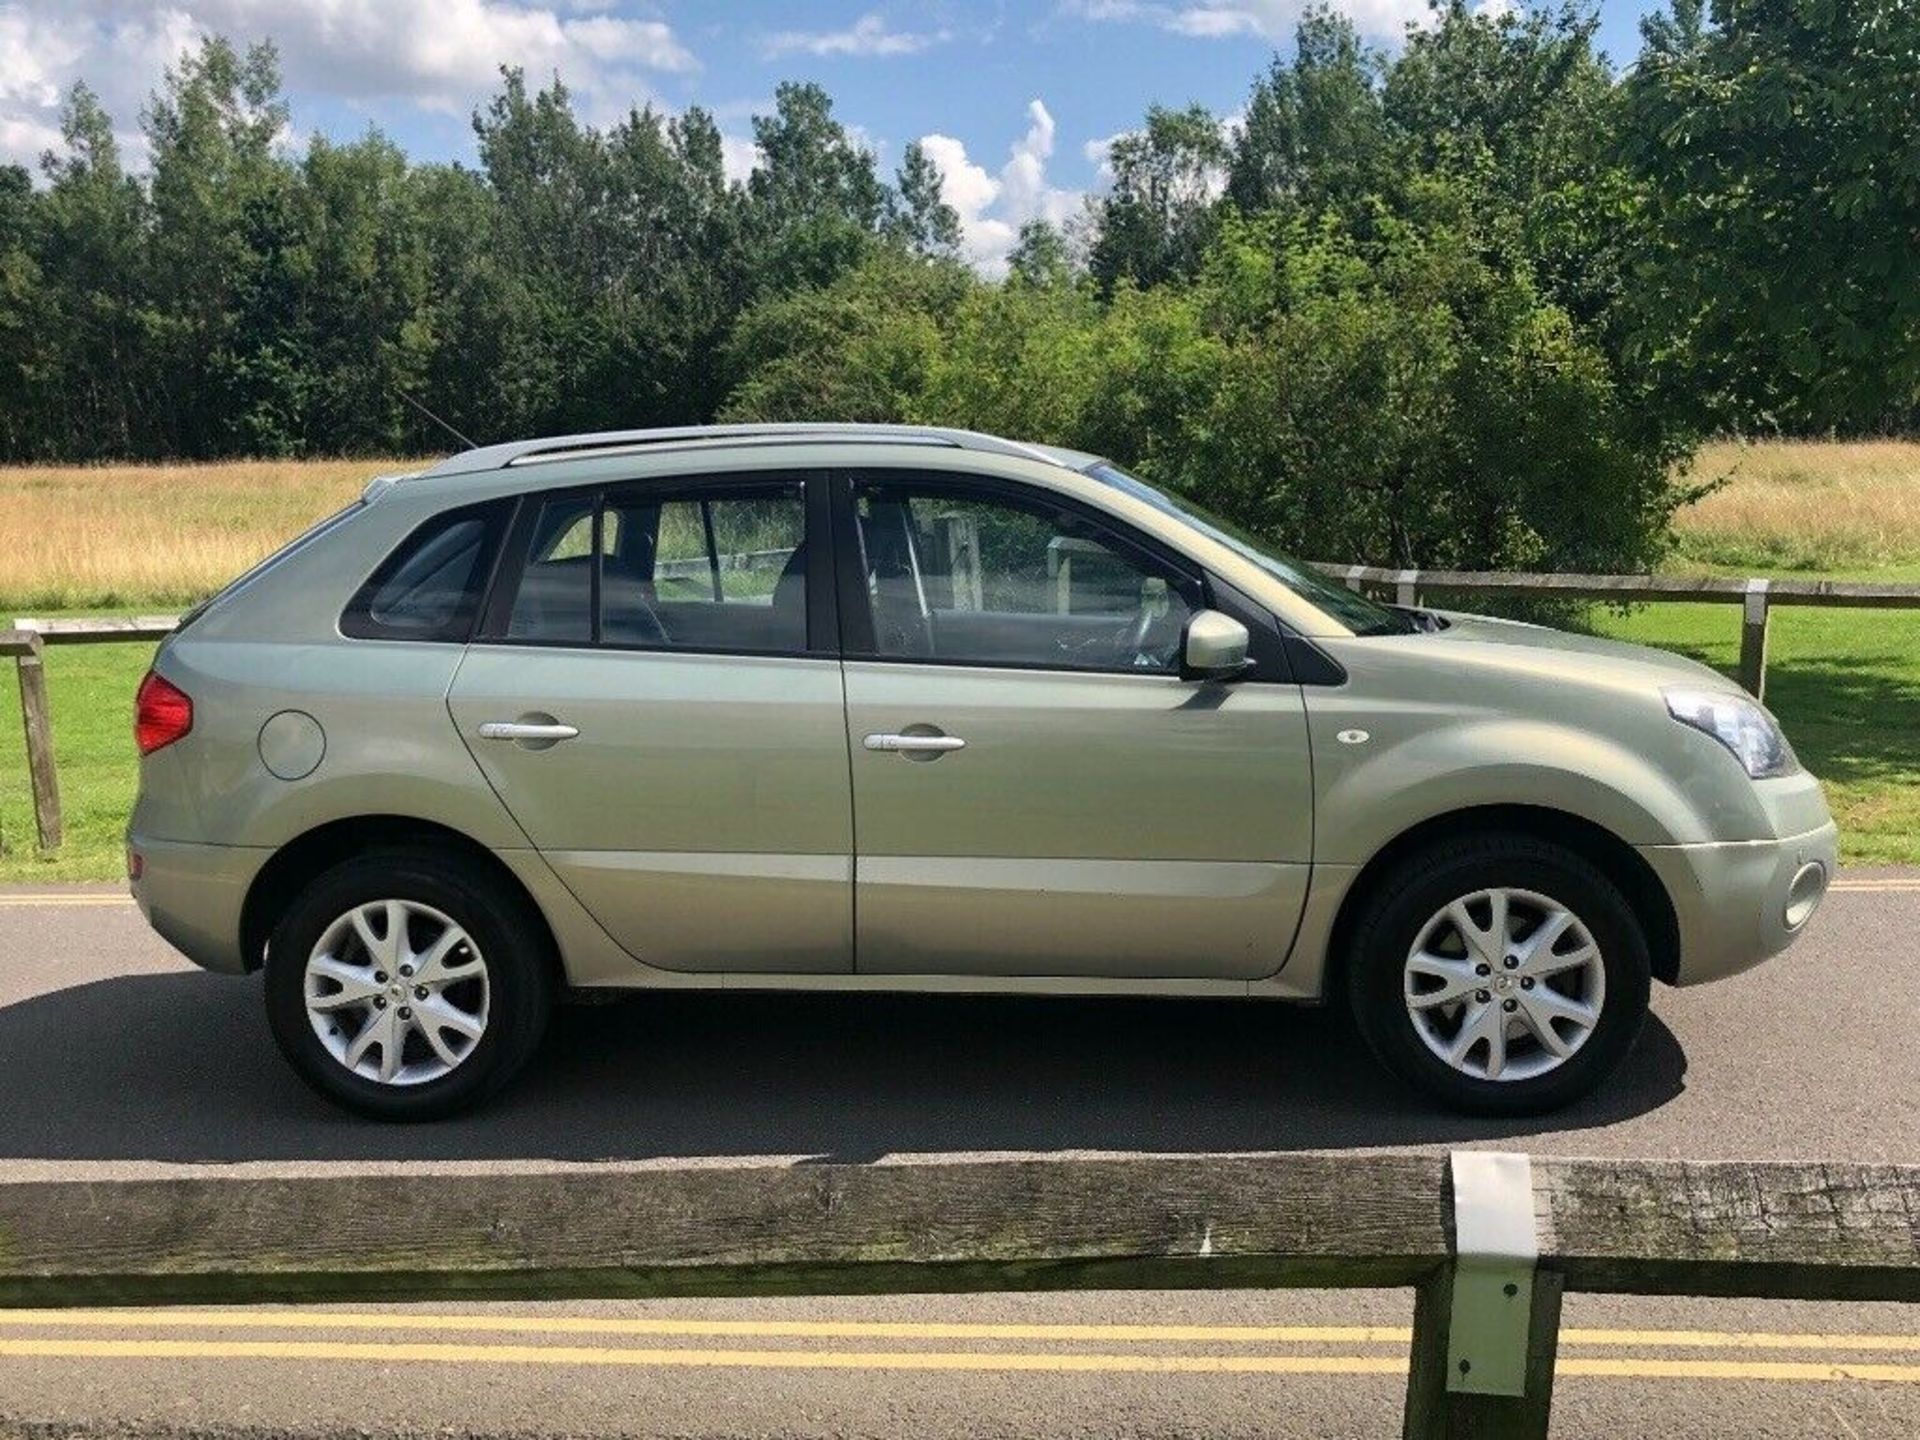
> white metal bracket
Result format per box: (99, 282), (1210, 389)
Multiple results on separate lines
(1446, 1150), (1539, 1397)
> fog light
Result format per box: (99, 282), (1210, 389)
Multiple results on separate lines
(1784, 861), (1826, 931)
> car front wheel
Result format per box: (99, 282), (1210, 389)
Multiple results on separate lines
(1345, 834), (1652, 1115)
(264, 848), (554, 1120)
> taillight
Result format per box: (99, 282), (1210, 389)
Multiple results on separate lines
(135, 670), (193, 755)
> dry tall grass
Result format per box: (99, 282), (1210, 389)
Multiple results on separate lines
(1676, 440), (1920, 571)
(0, 458), (433, 610)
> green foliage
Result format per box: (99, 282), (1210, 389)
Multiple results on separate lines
(889, 140), (962, 259)
(718, 254), (968, 424)
(1228, 8), (1390, 220)
(1620, 0), (1920, 430)
(723, 199), (1689, 574)
(1087, 105), (1231, 293)
(1, 5), (1913, 577)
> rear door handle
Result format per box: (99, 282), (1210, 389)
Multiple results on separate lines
(478, 721), (579, 742)
(864, 732), (966, 754)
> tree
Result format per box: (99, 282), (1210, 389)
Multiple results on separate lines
(889, 139), (961, 258)
(1621, 0), (1920, 430)
(1171, 208), (1690, 574)
(1087, 105), (1230, 292)
(718, 253), (969, 423)
(1228, 9), (1389, 220)
(0, 164), (41, 458)
(32, 84), (155, 458)
(142, 37), (301, 455)
(289, 132), (434, 452)
(1008, 219), (1073, 288)
(746, 82), (888, 292)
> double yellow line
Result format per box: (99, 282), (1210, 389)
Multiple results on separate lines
(0, 1310), (1914, 1384)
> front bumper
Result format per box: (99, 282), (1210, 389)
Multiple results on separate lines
(127, 832), (270, 975)
(1638, 821), (1839, 986)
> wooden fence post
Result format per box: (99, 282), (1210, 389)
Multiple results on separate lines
(1738, 579), (1771, 700)
(1403, 1151), (1560, 1440)
(1405, 1265), (1563, 1440)
(7, 629), (62, 852)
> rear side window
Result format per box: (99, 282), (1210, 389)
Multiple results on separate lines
(341, 502), (509, 642)
(484, 479), (810, 654)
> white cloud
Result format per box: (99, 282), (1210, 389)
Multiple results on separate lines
(719, 131), (760, 185)
(0, 0), (698, 169)
(759, 13), (951, 60)
(1065, 0), (1427, 42)
(1082, 127), (1131, 182)
(919, 99), (1083, 277)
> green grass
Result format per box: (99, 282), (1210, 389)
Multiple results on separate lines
(0, 639), (153, 882)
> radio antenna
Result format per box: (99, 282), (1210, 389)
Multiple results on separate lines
(396, 389), (479, 450)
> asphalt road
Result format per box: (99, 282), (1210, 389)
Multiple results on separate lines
(0, 874), (1916, 1438)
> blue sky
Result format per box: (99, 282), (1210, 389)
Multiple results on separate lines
(1, 1), (1665, 269)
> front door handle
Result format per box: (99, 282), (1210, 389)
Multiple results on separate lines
(478, 721), (580, 742)
(864, 732), (966, 755)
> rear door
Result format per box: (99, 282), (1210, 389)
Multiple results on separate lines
(836, 470), (1314, 980)
(448, 472), (853, 974)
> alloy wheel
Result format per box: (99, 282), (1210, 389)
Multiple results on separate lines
(1402, 887), (1606, 1083)
(303, 899), (490, 1086)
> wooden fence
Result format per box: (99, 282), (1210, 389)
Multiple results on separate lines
(7, 561), (1920, 854)
(1, 1153), (1914, 1439)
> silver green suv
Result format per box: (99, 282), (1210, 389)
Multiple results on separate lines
(128, 425), (1836, 1119)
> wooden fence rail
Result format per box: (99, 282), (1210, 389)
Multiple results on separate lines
(1, 1153), (1914, 1439)
(8, 560), (1920, 853)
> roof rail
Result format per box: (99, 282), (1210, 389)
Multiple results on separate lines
(415, 424), (1075, 478)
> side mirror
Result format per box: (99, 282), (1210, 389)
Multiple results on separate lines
(1181, 609), (1251, 682)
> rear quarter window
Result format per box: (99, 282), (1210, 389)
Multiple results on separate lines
(340, 500), (512, 642)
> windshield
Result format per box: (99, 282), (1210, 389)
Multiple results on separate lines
(1084, 462), (1408, 635)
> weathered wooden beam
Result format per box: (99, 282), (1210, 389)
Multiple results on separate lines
(1738, 580), (1771, 700)
(0, 1155), (1452, 1308)
(12, 616), (180, 644)
(6, 628), (61, 851)
(1536, 1158), (1920, 1302)
(2, 1156), (1914, 1309)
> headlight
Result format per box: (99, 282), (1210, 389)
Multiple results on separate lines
(1665, 688), (1799, 778)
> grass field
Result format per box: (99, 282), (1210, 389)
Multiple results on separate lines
(0, 458), (414, 611)
(0, 442), (1916, 880)
(1676, 439), (1920, 571)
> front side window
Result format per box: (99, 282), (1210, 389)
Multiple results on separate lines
(1085, 461), (1410, 636)
(341, 502), (506, 642)
(491, 480), (809, 654)
(852, 480), (1197, 672)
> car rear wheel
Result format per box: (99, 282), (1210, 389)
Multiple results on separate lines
(1345, 833), (1651, 1115)
(264, 848), (553, 1120)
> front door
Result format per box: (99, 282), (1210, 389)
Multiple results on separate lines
(448, 472), (852, 974)
(837, 472), (1314, 980)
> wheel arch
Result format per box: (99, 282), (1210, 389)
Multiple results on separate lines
(239, 815), (561, 979)
(1324, 804), (1683, 989)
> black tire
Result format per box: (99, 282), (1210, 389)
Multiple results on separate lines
(1344, 833), (1651, 1116)
(264, 847), (554, 1120)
